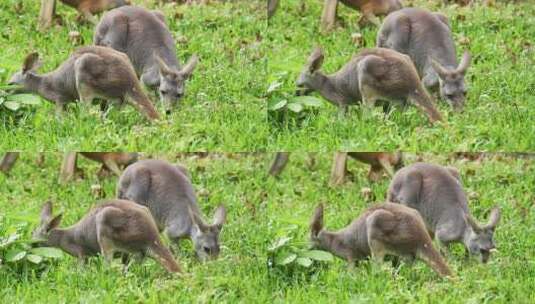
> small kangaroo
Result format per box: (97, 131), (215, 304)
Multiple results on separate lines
(8, 46), (160, 120)
(80, 152), (138, 176)
(296, 47), (443, 124)
(32, 200), (181, 273)
(59, 0), (130, 23)
(94, 6), (199, 114)
(116, 159), (226, 261)
(310, 203), (452, 277)
(377, 8), (471, 111)
(321, 0), (403, 31)
(387, 162), (500, 263)
(330, 152), (404, 185)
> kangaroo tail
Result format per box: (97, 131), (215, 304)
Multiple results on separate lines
(408, 87), (443, 124)
(148, 241), (182, 273)
(126, 86), (160, 121)
(417, 243), (453, 278)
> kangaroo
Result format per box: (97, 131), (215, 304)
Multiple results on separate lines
(330, 152), (403, 185)
(296, 47), (443, 124)
(8, 47), (159, 120)
(310, 203), (452, 277)
(116, 159), (226, 261)
(377, 8), (471, 111)
(94, 6), (199, 115)
(59, 0), (130, 23)
(32, 200), (181, 273)
(387, 162), (500, 263)
(321, 0), (402, 31)
(80, 152), (138, 176)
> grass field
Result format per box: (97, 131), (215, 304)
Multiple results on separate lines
(267, 0), (535, 151)
(1, 153), (534, 302)
(0, 0), (266, 151)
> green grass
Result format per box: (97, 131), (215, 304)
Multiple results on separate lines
(1, 153), (534, 302)
(267, 0), (535, 150)
(0, 0), (267, 151)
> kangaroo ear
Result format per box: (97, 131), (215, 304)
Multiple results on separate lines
(181, 55), (199, 78)
(23, 52), (41, 73)
(47, 213), (62, 231)
(155, 54), (174, 77)
(464, 212), (482, 233)
(430, 58), (450, 79)
(485, 207), (500, 230)
(310, 204), (324, 238)
(212, 204), (226, 231)
(456, 51), (471, 75)
(307, 47), (324, 73)
(189, 207), (209, 233)
(40, 201), (53, 223)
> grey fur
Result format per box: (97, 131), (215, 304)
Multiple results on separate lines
(94, 6), (198, 114)
(377, 8), (471, 111)
(310, 202), (452, 277)
(32, 200), (181, 272)
(8, 46), (159, 120)
(117, 159), (226, 261)
(387, 162), (500, 263)
(296, 47), (443, 124)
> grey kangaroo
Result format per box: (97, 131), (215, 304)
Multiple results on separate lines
(117, 159), (226, 261)
(377, 8), (471, 111)
(94, 6), (199, 114)
(387, 162), (500, 263)
(8, 46), (159, 120)
(32, 200), (181, 273)
(296, 47), (443, 124)
(310, 203), (452, 277)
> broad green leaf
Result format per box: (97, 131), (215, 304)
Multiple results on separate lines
(275, 252), (297, 265)
(300, 250), (334, 262)
(26, 254), (43, 264)
(287, 102), (303, 113)
(268, 237), (292, 252)
(5, 249), (26, 262)
(0, 233), (20, 249)
(31, 247), (64, 259)
(296, 257), (312, 267)
(3, 101), (21, 111)
(293, 96), (323, 107)
(6, 94), (41, 105)
(268, 99), (287, 111)
(267, 81), (282, 94)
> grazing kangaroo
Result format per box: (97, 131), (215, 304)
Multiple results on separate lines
(387, 162), (500, 263)
(8, 47), (159, 120)
(59, 0), (130, 23)
(310, 203), (452, 277)
(321, 0), (402, 31)
(117, 159), (226, 261)
(32, 200), (181, 273)
(296, 47), (443, 124)
(377, 8), (471, 111)
(330, 152), (403, 185)
(95, 6), (199, 114)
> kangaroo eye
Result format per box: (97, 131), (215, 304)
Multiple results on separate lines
(203, 246), (211, 254)
(160, 89), (168, 95)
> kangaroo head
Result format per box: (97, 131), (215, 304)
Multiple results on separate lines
(296, 47), (325, 94)
(430, 51), (470, 112)
(189, 205), (226, 261)
(32, 201), (63, 244)
(155, 54), (198, 114)
(464, 207), (500, 263)
(8, 52), (42, 87)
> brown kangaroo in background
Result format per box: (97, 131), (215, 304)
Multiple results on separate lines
(8, 46), (160, 121)
(60, 0), (130, 23)
(310, 203), (452, 277)
(32, 200), (181, 273)
(321, 0), (402, 31)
